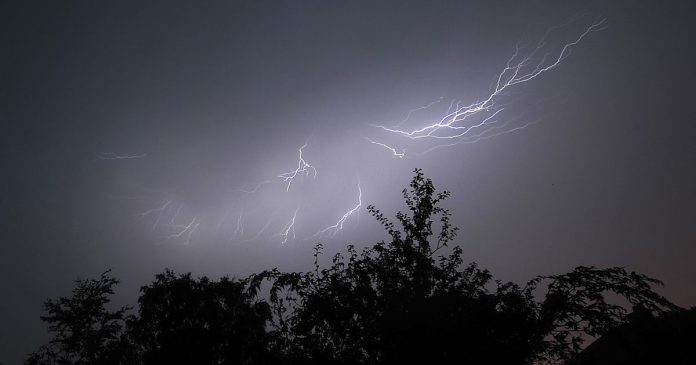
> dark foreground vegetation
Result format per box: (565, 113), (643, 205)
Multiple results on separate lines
(27, 170), (688, 365)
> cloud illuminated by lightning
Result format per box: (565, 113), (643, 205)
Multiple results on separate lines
(106, 17), (605, 248)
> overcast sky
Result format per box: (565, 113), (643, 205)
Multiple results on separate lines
(2, 1), (695, 363)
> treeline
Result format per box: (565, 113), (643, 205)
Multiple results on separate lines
(27, 170), (680, 365)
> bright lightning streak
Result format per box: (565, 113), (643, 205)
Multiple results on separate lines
(312, 181), (362, 239)
(236, 141), (317, 196)
(364, 137), (405, 158)
(135, 196), (202, 245)
(373, 18), (606, 145)
(165, 216), (200, 245)
(278, 142), (317, 192)
(275, 207), (299, 244)
(414, 120), (539, 156)
(229, 140), (317, 240)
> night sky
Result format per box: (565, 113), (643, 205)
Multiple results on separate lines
(2, 1), (695, 363)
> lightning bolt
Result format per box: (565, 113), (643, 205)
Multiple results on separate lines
(233, 210), (244, 238)
(135, 194), (202, 245)
(414, 120), (540, 156)
(236, 140), (317, 196)
(236, 179), (278, 195)
(394, 97), (445, 126)
(371, 17), (606, 149)
(274, 206), (299, 244)
(137, 198), (173, 231)
(165, 216), (200, 245)
(97, 152), (148, 160)
(229, 139), (318, 240)
(278, 142), (317, 192)
(364, 137), (406, 158)
(312, 181), (362, 240)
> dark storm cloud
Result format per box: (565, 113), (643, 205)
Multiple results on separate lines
(2, 1), (695, 363)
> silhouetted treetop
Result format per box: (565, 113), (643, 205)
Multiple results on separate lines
(26, 270), (129, 365)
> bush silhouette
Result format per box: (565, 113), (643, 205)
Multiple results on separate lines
(28, 169), (680, 365)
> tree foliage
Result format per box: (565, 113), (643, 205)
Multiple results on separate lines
(257, 169), (677, 364)
(127, 270), (273, 364)
(27, 169), (680, 365)
(26, 271), (129, 365)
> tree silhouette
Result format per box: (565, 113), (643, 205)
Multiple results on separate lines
(27, 169), (681, 365)
(127, 270), (274, 364)
(257, 169), (678, 364)
(25, 271), (129, 365)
